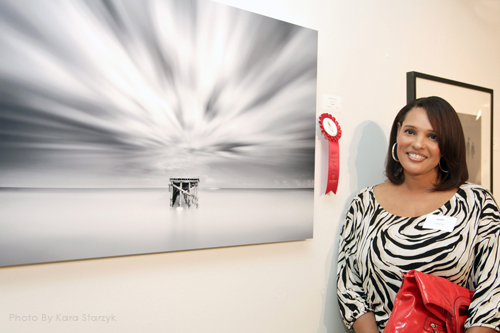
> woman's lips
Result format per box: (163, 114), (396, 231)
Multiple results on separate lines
(407, 152), (426, 161)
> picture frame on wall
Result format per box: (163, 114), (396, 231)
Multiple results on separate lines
(407, 71), (494, 192)
(0, 0), (318, 267)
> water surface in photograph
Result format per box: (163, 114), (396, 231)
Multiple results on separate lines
(0, 187), (313, 266)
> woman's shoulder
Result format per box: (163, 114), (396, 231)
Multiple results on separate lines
(459, 182), (488, 190)
(352, 182), (398, 200)
(352, 184), (376, 200)
(456, 182), (498, 208)
(349, 183), (384, 209)
(345, 186), (378, 222)
(458, 182), (494, 198)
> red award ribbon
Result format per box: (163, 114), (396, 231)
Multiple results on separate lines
(319, 113), (342, 194)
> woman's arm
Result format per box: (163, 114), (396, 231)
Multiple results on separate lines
(352, 312), (379, 333)
(338, 195), (374, 330)
(465, 188), (500, 330)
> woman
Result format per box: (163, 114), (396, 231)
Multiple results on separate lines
(337, 96), (500, 332)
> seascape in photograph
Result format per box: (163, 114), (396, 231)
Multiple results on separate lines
(0, 188), (313, 266)
(0, 0), (318, 266)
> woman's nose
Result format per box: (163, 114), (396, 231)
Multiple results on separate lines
(412, 134), (426, 148)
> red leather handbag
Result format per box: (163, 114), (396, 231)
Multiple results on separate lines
(384, 270), (474, 333)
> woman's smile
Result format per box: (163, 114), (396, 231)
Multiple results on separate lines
(407, 152), (426, 161)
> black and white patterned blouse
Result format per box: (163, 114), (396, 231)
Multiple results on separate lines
(337, 183), (500, 332)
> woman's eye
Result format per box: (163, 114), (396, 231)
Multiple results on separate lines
(404, 129), (415, 135)
(429, 134), (437, 140)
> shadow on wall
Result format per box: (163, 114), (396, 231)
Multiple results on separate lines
(320, 121), (387, 333)
(349, 121), (388, 192)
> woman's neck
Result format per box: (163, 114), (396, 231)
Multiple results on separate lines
(401, 171), (438, 192)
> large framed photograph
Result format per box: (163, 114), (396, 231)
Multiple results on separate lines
(407, 71), (494, 191)
(0, 0), (318, 267)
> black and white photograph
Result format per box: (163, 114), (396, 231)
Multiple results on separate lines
(0, 0), (318, 267)
(458, 113), (482, 185)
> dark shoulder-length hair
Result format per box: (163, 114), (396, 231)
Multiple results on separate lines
(385, 96), (468, 191)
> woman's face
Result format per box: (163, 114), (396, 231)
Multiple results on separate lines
(396, 107), (441, 179)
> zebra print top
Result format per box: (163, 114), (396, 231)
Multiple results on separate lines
(337, 183), (500, 332)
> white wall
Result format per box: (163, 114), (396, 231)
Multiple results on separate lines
(1, 1), (499, 332)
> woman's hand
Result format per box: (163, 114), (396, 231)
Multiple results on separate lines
(353, 312), (379, 333)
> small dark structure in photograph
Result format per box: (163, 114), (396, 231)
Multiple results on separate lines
(168, 178), (200, 208)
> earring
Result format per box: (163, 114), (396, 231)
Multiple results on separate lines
(439, 161), (448, 173)
(392, 143), (399, 162)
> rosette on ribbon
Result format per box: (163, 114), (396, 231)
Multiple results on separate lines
(319, 113), (342, 194)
